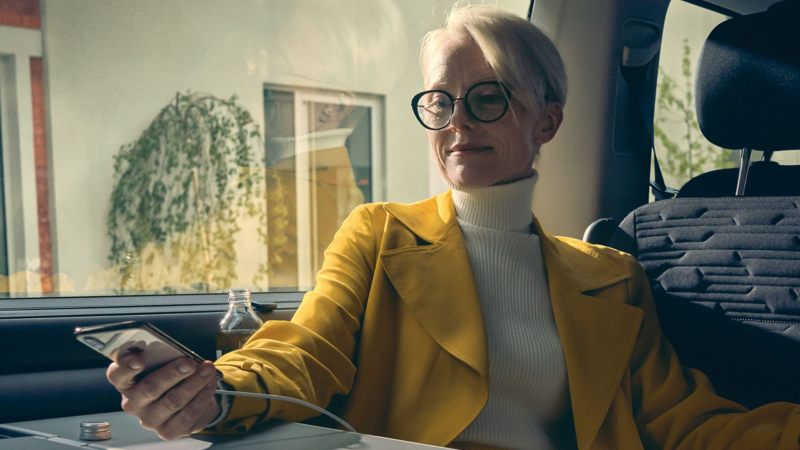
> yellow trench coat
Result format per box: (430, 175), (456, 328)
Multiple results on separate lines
(214, 191), (800, 449)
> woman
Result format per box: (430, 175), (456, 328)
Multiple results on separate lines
(106, 5), (800, 449)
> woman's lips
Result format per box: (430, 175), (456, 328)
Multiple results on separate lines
(449, 146), (492, 155)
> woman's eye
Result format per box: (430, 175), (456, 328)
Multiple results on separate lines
(432, 96), (449, 106)
(424, 95), (450, 112)
(476, 94), (505, 104)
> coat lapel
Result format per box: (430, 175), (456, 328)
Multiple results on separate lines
(536, 219), (644, 450)
(381, 191), (644, 450)
(380, 192), (489, 381)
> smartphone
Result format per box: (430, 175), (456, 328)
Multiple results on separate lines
(75, 321), (223, 380)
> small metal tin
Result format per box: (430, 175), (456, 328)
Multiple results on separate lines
(80, 421), (111, 441)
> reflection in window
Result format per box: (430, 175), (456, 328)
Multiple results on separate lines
(263, 86), (381, 289)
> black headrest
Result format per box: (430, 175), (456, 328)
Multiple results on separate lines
(695, 0), (800, 151)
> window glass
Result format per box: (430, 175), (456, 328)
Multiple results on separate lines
(751, 150), (800, 166)
(654, 1), (800, 199)
(653, 1), (730, 193)
(0, 0), (531, 299)
(769, 150), (800, 166)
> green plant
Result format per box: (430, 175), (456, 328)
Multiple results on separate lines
(253, 170), (290, 286)
(654, 39), (736, 187)
(107, 92), (264, 292)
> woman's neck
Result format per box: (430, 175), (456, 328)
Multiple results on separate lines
(451, 171), (538, 233)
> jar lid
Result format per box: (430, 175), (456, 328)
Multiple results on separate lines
(80, 421), (111, 441)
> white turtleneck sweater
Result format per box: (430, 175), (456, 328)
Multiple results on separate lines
(450, 173), (573, 450)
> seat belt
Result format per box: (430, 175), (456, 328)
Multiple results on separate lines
(620, 63), (677, 200)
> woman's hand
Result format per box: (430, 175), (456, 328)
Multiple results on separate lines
(106, 354), (221, 440)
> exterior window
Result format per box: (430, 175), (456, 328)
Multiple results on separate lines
(754, 149), (800, 165)
(654, 1), (800, 199)
(263, 86), (382, 289)
(653, 1), (730, 192)
(0, 0), (531, 300)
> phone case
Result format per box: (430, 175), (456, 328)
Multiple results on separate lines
(76, 321), (222, 380)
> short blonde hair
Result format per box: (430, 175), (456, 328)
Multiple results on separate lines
(420, 4), (567, 118)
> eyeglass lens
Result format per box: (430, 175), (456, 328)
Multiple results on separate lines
(414, 82), (508, 130)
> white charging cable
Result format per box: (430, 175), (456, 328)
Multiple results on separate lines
(214, 390), (357, 434)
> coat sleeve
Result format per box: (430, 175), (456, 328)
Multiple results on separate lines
(625, 256), (800, 450)
(210, 204), (379, 433)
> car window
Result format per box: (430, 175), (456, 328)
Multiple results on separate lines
(751, 149), (800, 164)
(652, 0), (731, 197)
(0, 0), (531, 300)
(653, 0), (800, 199)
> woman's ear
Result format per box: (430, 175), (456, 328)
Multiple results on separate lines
(533, 102), (564, 145)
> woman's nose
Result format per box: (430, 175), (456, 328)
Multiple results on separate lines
(448, 99), (474, 130)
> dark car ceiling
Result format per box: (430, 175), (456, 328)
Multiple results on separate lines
(702, 0), (784, 15)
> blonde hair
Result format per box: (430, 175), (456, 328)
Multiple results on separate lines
(420, 4), (567, 118)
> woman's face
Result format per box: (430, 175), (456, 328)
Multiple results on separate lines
(424, 37), (562, 188)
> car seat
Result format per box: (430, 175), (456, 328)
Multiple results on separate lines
(593, 0), (800, 409)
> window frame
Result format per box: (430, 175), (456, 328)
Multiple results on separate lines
(0, 291), (304, 318)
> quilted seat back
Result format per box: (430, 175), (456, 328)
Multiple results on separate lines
(609, 197), (800, 408)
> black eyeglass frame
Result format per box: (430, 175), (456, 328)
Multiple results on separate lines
(410, 81), (512, 131)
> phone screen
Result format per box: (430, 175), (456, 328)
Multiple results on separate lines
(76, 321), (221, 380)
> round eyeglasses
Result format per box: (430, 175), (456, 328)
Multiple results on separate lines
(411, 81), (511, 130)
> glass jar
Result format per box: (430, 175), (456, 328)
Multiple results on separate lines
(216, 288), (264, 359)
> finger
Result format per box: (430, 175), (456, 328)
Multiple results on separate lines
(139, 362), (218, 429)
(155, 378), (219, 440)
(121, 358), (198, 412)
(107, 353), (145, 390)
(190, 385), (222, 435)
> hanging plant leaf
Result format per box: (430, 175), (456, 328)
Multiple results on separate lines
(107, 92), (266, 292)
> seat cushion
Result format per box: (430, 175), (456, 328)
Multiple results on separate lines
(608, 197), (800, 408)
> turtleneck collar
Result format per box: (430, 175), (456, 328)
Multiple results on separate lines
(451, 170), (538, 233)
